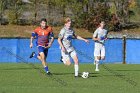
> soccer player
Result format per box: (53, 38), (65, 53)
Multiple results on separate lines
(29, 18), (54, 75)
(58, 17), (89, 77)
(93, 21), (108, 71)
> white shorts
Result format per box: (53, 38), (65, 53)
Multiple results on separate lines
(61, 49), (77, 62)
(94, 42), (105, 57)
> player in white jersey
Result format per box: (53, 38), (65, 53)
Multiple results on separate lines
(58, 17), (89, 77)
(93, 21), (108, 71)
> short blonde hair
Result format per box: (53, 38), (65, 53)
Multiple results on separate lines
(64, 17), (71, 24)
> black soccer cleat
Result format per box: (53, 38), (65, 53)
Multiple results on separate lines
(74, 75), (80, 78)
(60, 56), (63, 62)
(47, 71), (52, 75)
(29, 52), (35, 58)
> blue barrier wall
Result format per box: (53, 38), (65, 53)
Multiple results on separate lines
(0, 38), (124, 63)
(126, 39), (140, 64)
(105, 39), (123, 63)
(0, 39), (18, 62)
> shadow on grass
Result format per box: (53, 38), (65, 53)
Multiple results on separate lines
(0, 67), (40, 71)
(115, 70), (140, 71)
(52, 72), (74, 75)
(53, 72), (100, 76)
(89, 72), (125, 78)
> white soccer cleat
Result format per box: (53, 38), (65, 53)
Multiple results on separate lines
(95, 69), (99, 71)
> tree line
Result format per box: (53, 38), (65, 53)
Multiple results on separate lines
(0, 0), (139, 31)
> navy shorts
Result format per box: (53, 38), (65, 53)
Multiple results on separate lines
(38, 46), (48, 57)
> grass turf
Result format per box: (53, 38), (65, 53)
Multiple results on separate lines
(0, 63), (140, 93)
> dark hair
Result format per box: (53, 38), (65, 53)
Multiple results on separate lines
(99, 20), (105, 24)
(96, 20), (105, 28)
(40, 18), (47, 22)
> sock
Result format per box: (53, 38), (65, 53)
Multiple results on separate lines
(44, 66), (49, 73)
(95, 60), (99, 70)
(74, 64), (79, 76)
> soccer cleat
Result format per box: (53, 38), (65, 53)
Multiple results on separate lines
(47, 71), (52, 75)
(74, 75), (80, 78)
(95, 69), (99, 71)
(60, 56), (66, 64)
(60, 56), (63, 62)
(29, 52), (35, 58)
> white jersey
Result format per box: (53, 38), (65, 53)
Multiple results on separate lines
(93, 28), (107, 57)
(58, 27), (76, 53)
(93, 28), (107, 44)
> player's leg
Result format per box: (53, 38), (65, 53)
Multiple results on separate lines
(39, 52), (47, 67)
(37, 55), (42, 60)
(61, 50), (71, 66)
(94, 43), (101, 71)
(94, 56), (101, 64)
(38, 46), (50, 74)
(101, 45), (105, 61)
(70, 51), (79, 77)
(29, 51), (38, 58)
(94, 43), (99, 65)
(29, 46), (50, 74)
(94, 56), (100, 71)
(29, 49), (41, 60)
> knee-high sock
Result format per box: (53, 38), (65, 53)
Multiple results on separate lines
(74, 64), (79, 76)
(95, 59), (99, 70)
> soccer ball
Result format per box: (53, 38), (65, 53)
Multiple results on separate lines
(81, 72), (89, 79)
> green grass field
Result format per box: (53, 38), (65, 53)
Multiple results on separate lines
(0, 63), (140, 93)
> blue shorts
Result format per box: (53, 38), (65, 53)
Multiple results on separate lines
(38, 46), (48, 57)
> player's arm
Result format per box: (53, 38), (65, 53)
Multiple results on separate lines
(30, 32), (36, 48)
(92, 30), (100, 41)
(58, 37), (65, 52)
(93, 37), (100, 41)
(73, 33), (89, 43)
(58, 29), (66, 52)
(104, 30), (108, 40)
(48, 32), (54, 48)
(30, 37), (34, 48)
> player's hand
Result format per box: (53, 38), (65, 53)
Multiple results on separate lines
(46, 43), (52, 48)
(100, 37), (104, 40)
(100, 37), (107, 41)
(30, 43), (33, 48)
(93, 37), (100, 41)
(105, 37), (108, 40)
(62, 47), (66, 53)
(84, 39), (89, 43)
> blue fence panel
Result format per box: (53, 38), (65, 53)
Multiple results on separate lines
(105, 39), (123, 63)
(126, 39), (140, 64)
(73, 39), (123, 63)
(73, 39), (94, 63)
(17, 39), (39, 63)
(16, 39), (61, 63)
(46, 40), (61, 63)
(0, 39), (18, 62)
(0, 38), (124, 63)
